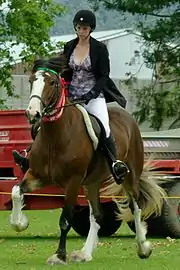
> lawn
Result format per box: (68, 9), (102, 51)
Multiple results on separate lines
(0, 209), (179, 270)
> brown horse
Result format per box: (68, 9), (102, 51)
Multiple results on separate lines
(10, 56), (166, 265)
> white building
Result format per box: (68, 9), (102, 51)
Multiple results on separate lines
(1, 29), (155, 128)
(3, 28), (153, 80)
(51, 29), (153, 80)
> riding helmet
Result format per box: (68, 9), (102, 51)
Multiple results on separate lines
(73, 10), (96, 31)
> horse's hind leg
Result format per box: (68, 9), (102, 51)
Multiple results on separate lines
(125, 160), (152, 259)
(71, 182), (101, 262)
(10, 169), (43, 232)
(131, 197), (152, 259)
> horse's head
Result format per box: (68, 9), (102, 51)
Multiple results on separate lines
(26, 55), (67, 123)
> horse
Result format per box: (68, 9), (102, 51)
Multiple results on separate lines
(9, 55), (167, 265)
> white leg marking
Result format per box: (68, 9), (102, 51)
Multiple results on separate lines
(10, 185), (29, 232)
(133, 199), (152, 259)
(71, 201), (100, 262)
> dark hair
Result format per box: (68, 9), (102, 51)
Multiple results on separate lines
(32, 53), (68, 75)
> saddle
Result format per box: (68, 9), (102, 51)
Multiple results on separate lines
(73, 104), (106, 150)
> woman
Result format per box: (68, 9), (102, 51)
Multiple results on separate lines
(13, 10), (129, 184)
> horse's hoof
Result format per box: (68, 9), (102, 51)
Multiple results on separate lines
(70, 250), (92, 262)
(137, 241), (152, 259)
(10, 213), (29, 232)
(47, 254), (67, 265)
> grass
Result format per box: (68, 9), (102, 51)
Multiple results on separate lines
(0, 209), (179, 269)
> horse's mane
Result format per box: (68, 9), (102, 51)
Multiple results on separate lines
(32, 53), (68, 75)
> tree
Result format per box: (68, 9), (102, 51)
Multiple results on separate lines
(89, 0), (180, 130)
(0, 0), (65, 107)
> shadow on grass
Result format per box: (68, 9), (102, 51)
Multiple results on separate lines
(0, 234), (137, 241)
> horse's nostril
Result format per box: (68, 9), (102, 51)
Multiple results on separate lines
(36, 111), (41, 118)
(25, 110), (29, 119)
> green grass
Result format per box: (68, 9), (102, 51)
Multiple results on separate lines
(0, 209), (179, 269)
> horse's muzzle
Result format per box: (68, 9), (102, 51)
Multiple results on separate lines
(25, 110), (41, 124)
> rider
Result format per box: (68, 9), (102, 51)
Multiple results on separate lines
(12, 9), (129, 184)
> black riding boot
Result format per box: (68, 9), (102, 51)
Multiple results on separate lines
(12, 149), (30, 174)
(104, 133), (129, 185)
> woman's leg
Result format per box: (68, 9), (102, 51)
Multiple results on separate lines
(85, 97), (110, 137)
(85, 98), (129, 184)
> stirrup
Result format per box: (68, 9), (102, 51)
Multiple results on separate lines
(12, 150), (29, 173)
(12, 150), (27, 166)
(112, 160), (130, 178)
(19, 149), (28, 158)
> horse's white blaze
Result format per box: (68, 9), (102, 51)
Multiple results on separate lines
(27, 71), (45, 116)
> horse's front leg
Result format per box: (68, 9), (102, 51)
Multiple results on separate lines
(10, 169), (43, 232)
(71, 181), (101, 262)
(47, 204), (72, 265)
(47, 177), (82, 265)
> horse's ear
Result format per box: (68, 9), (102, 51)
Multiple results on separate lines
(32, 59), (46, 73)
(47, 53), (68, 75)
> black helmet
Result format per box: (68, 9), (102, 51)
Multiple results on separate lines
(73, 10), (96, 31)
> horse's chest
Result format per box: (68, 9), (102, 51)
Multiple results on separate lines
(32, 152), (76, 177)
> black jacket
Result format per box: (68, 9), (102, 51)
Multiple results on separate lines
(62, 36), (127, 108)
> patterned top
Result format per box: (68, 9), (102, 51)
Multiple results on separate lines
(68, 52), (103, 99)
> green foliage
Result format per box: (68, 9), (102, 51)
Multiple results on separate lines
(132, 82), (180, 130)
(89, 0), (180, 130)
(0, 0), (66, 107)
(51, 0), (141, 35)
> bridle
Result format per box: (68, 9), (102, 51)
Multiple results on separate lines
(29, 67), (84, 123)
(30, 67), (61, 114)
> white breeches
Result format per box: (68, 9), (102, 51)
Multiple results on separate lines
(84, 97), (110, 137)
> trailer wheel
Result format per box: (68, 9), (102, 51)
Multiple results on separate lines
(127, 215), (168, 237)
(161, 181), (180, 238)
(72, 201), (122, 237)
(128, 180), (180, 238)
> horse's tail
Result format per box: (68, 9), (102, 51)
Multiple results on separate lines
(135, 160), (168, 220)
(100, 160), (170, 221)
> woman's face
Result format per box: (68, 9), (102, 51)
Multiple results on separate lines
(75, 24), (91, 39)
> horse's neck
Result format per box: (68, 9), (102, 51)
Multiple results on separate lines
(40, 106), (81, 147)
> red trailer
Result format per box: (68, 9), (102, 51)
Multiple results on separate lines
(0, 110), (179, 237)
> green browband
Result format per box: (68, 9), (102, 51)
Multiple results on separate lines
(37, 67), (59, 76)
